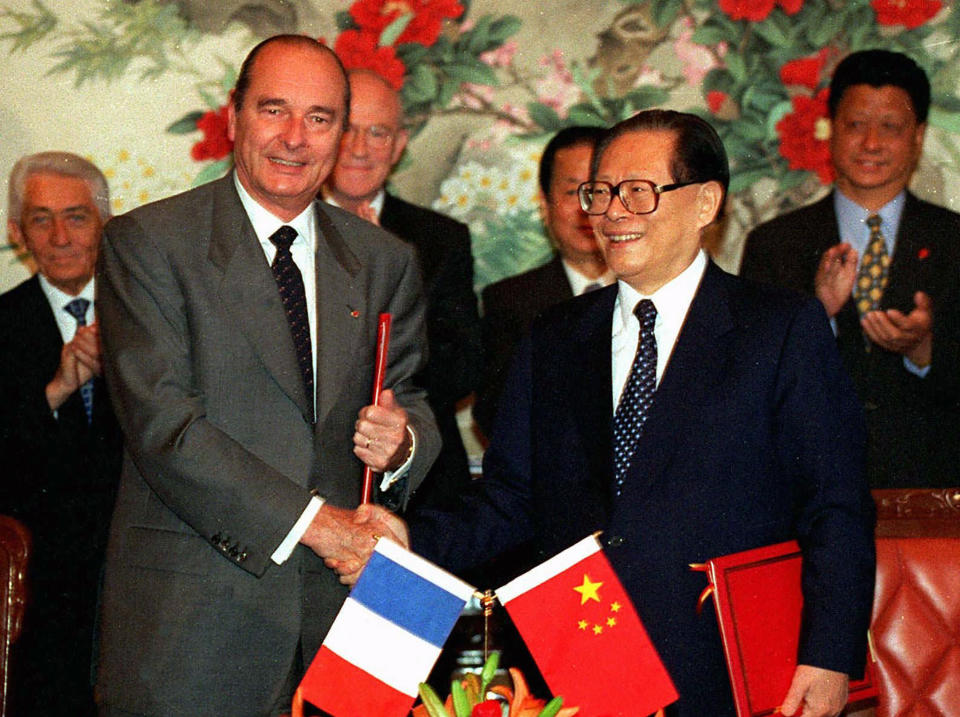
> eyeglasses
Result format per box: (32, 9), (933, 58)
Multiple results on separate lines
(577, 179), (700, 215)
(345, 124), (398, 149)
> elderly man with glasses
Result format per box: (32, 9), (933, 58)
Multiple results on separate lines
(366, 109), (877, 717)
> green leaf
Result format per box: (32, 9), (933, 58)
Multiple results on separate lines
(438, 77), (460, 108)
(725, 53), (747, 83)
(537, 696), (564, 717)
(451, 680), (471, 717)
(932, 94), (960, 114)
(527, 102), (562, 132)
(928, 107), (960, 134)
(624, 85), (671, 110)
(566, 105), (607, 126)
(334, 10), (354, 32)
(380, 12), (413, 47)
(444, 60), (497, 86)
(488, 15), (521, 44)
(0, 0), (57, 52)
(729, 168), (774, 194)
(192, 158), (232, 188)
(418, 683), (453, 717)
(651, 0), (681, 28)
(463, 14), (492, 54)
(404, 64), (439, 104)
(166, 111), (203, 134)
(479, 651), (500, 696)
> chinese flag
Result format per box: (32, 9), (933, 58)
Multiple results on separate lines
(496, 535), (677, 717)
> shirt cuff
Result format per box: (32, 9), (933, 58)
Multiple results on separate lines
(271, 494), (324, 565)
(903, 356), (931, 378)
(380, 426), (416, 491)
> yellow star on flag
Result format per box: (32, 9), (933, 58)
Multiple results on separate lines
(610, 601), (621, 612)
(574, 574), (603, 604)
(578, 620), (588, 630)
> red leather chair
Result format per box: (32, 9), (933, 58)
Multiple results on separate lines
(866, 489), (960, 717)
(0, 517), (29, 716)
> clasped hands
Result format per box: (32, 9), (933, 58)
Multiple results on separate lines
(815, 243), (933, 366)
(301, 502), (408, 585)
(46, 321), (102, 411)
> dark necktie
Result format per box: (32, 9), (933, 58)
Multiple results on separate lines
(268, 226), (314, 417)
(612, 299), (658, 496)
(854, 214), (890, 317)
(63, 297), (94, 424)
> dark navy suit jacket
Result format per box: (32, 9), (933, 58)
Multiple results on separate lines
(413, 261), (876, 716)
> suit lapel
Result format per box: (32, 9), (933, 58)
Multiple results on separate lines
(208, 177), (311, 420)
(621, 263), (735, 498)
(314, 203), (365, 429)
(884, 193), (928, 311)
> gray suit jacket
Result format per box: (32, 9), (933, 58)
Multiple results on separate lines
(95, 175), (439, 716)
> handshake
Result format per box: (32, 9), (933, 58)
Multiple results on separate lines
(299, 503), (409, 584)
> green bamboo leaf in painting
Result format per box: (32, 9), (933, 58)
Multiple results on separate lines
(380, 13), (414, 47)
(487, 15), (521, 44)
(192, 158), (232, 188)
(0, 0), (57, 52)
(527, 102), (562, 132)
(167, 111), (203, 134)
(725, 53), (747, 83)
(566, 105), (607, 127)
(444, 60), (497, 86)
(405, 63), (439, 104)
(463, 14), (492, 54)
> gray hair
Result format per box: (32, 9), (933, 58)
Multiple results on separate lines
(8, 151), (111, 223)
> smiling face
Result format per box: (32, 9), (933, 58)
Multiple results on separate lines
(9, 172), (103, 296)
(588, 129), (722, 294)
(540, 142), (600, 265)
(228, 40), (347, 220)
(829, 84), (925, 211)
(326, 71), (408, 212)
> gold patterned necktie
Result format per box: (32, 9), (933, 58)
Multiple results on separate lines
(854, 214), (891, 317)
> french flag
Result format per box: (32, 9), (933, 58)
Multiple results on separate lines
(299, 538), (476, 716)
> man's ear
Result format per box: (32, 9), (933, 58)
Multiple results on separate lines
(696, 181), (724, 229)
(391, 129), (409, 167)
(7, 220), (25, 253)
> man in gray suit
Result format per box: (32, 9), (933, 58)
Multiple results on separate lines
(95, 35), (439, 716)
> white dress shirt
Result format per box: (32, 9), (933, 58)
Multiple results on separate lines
(611, 251), (707, 410)
(562, 259), (616, 296)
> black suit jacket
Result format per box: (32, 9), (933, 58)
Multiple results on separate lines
(0, 275), (122, 715)
(413, 262), (875, 716)
(741, 192), (960, 487)
(474, 255), (573, 436)
(380, 192), (482, 510)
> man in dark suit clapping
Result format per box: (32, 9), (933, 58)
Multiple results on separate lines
(741, 49), (960, 488)
(1, 151), (122, 716)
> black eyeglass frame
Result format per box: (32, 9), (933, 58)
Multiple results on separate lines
(577, 179), (700, 215)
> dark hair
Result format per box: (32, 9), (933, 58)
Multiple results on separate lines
(538, 126), (605, 197)
(828, 49), (930, 123)
(232, 34), (350, 124)
(591, 109), (729, 212)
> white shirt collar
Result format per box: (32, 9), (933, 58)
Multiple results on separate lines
(323, 188), (386, 219)
(615, 250), (707, 332)
(38, 274), (96, 342)
(561, 258), (616, 296)
(233, 172), (317, 250)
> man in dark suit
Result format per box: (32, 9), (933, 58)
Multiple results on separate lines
(95, 36), (439, 716)
(0, 151), (122, 716)
(380, 111), (875, 717)
(324, 69), (482, 511)
(474, 126), (613, 436)
(741, 49), (960, 488)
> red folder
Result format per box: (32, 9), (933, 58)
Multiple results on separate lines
(694, 540), (877, 717)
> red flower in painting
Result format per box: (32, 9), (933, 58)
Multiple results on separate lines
(350, 0), (465, 47)
(707, 90), (729, 114)
(334, 30), (407, 90)
(191, 105), (233, 161)
(718, 0), (802, 22)
(871, 0), (941, 28)
(776, 88), (834, 184)
(780, 49), (827, 90)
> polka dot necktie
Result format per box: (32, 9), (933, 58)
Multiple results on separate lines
(63, 297), (94, 424)
(612, 299), (658, 496)
(854, 214), (891, 317)
(268, 226), (314, 419)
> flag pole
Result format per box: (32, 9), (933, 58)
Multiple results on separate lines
(362, 313), (392, 504)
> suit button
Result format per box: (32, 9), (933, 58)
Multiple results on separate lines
(607, 535), (625, 547)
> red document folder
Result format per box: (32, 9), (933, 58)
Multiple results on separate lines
(695, 540), (877, 717)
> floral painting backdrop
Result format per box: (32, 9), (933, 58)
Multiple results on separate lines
(3, 0), (960, 294)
